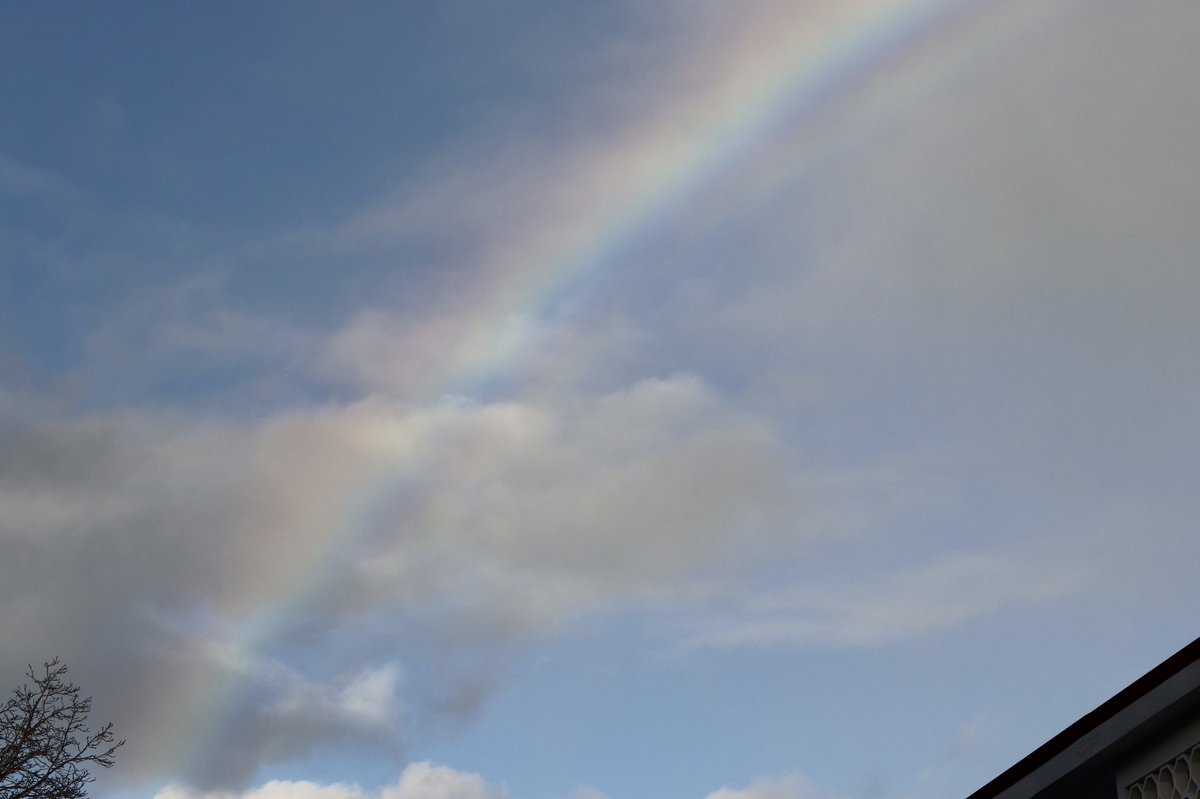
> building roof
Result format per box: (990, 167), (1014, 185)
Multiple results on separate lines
(968, 636), (1200, 799)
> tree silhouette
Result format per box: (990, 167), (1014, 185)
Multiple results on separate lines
(0, 660), (123, 799)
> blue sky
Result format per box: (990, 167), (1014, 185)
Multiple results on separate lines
(3, 2), (1200, 799)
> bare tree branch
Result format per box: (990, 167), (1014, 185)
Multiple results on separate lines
(0, 660), (123, 799)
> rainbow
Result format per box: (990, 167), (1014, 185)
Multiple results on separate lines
(155, 0), (1075, 788)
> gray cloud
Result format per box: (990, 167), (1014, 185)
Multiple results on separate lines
(0, 374), (902, 789)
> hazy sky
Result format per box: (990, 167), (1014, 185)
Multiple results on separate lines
(3, 2), (1200, 799)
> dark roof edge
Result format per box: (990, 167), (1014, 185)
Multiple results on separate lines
(966, 635), (1200, 799)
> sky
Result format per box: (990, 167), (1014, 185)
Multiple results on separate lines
(2, 1), (1199, 798)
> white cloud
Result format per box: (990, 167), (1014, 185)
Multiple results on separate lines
(571, 788), (611, 799)
(153, 780), (363, 799)
(154, 764), (507, 799)
(704, 774), (838, 799)
(338, 665), (403, 728)
(383, 762), (508, 799)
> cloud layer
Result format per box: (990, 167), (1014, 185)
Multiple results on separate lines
(154, 767), (833, 799)
(3, 1), (1200, 797)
